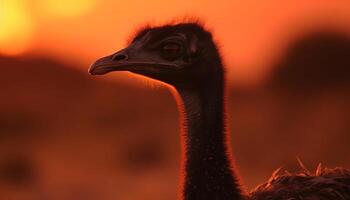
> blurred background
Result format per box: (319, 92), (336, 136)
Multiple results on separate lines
(1, 0), (350, 199)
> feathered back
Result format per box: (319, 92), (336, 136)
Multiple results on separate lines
(250, 166), (350, 200)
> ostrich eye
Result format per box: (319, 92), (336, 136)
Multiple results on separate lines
(161, 43), (181, 60)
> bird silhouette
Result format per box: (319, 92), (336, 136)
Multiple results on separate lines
(89, 22), (350, 200)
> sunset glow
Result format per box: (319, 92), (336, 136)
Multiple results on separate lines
(38, 0), (96, 18)
(0, 0), (34, 56)
(1, 0), (350, 85)
(1, 1), (350, 199)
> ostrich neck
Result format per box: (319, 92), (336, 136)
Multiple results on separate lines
(176, 74), (243, 200)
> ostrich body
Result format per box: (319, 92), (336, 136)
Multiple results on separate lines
(89, 22), (350, 200)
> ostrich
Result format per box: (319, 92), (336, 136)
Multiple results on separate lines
(89, 22), (350, 200)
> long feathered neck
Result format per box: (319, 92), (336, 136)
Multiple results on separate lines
(175, 68), (244, 200)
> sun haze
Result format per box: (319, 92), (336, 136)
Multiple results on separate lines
(0, 0), (34, 56)
(1, 0), (350, 85)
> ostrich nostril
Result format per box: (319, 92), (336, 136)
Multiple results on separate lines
(112, 53), (128, 61)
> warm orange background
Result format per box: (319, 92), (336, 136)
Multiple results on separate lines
(1, 1), (350, 199)
(2, 0), (350, 85)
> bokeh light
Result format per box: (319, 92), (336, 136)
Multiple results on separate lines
(0, 0), (34, 56)
(1, 0), (349, 85)
(38, 0), (96, 18)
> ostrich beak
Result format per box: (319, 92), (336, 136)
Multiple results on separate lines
(89, 47), (181, 76)
(89, 48), (134, 75)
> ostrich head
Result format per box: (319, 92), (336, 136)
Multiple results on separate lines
(89, 22), (243, 200)
(89, 23), (223, 88)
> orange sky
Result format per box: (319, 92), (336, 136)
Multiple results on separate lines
(1, 0), (350, 86)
